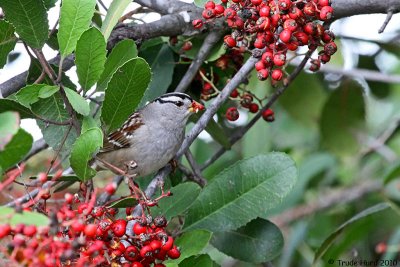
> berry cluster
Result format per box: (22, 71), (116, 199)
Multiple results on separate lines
(193, 0), (337, 122)
(0, 182), (179, 267)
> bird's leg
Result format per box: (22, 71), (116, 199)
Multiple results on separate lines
(127, 179), (148, 219)
(94, 156), (138, 179)
(169, 158), (178, 173)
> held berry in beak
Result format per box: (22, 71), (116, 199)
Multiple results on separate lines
(189, 101), (205, 113)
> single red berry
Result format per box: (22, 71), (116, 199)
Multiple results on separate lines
(224, 35), (236, 48)
(270, 14), (281, 27)
(124, 246), (140, 261)
(289, 7), (303, 19)
(150, 240), (162, 251)
(283, 19), (297, 32)
(255, 60), (266, 71)
(273, 53), (286, 66)
(192, 19), (203, 29)
(251, 0), (262, 5)
(293, 31), (309, 46)
(84, 224), (97, 238)
(324, 41), (337, 56)
(262, 51), (273, 65)
(249, 103), (259, 113)
(224, 8), (236, 19)
(167, 246), (181, 259)
(262, 109), (275, 122)
(0, 224), (11, 238)
(319, 6), (334, 20)
(161, 236), (174, 251)
(230, 89), (239, 98)
(140, 245), (153, 258)
(240, 93), (253, 108)
(71, 220), (85, 233)
(204, 1), (215, 9)
(303, 2), (315, 16)
(259, 6), (270, 17)
(214, 4), (225, 15)
(279, 29), (292, 43)
(131, 262), (144, 267)
(278, 0), (292, 10)
(133, 222), (147, 235)
(309, 59), (321, 72)
(38, 172), (47, 183)
(303, 22), (317, 35)
(64, 193), (74, 204)
(111, 219), (127, 237)
(257, 69), (269, 81)
(271, 69), (283, 81)
(319, 53), (331, 63)
(225, 107), (239, 121)
(153, 215), (167, 228)
(23, 225), (37, 237)
(182, 41), (193, 51)
(254, 37), (266, 49)
(202, 8), (215, 19)
(318, 0), (331, 7)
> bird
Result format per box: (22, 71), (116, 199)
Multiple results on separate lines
(93, 92), (204, 178)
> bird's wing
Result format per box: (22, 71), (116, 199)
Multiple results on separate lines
(100, 112), (144, 153)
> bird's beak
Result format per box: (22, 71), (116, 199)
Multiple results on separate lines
(189, 101), (204, 113)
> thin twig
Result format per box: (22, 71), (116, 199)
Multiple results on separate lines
(97, 175), (124, 205)
(46, 125), (73, 175)
(184, 150), (207, 187)
(175, 31), (224, 93)
(97, 0), (108, 11)
(378, 8), (395, 33)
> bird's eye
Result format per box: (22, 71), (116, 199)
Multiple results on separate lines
(175, 101), (184, 107)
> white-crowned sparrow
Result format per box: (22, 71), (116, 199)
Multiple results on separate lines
(94, 92), (204, 177)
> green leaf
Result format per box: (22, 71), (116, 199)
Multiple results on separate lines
(32, 94), (77, 156)
(81, 116), (99, 133)
(0, 20), (17, 69)
(166, 230), (212, 264)
(312, 203), (390, 266)
(43, 0), (57, 9)
(0, 99), (35, 119)
(100, 0), (131, 41)
(150, 182), (201, 220)
(0, 0), (49, 48)
(0, 207), (49, 226)
(211, 218), (283, 263)
(139, 44), (174, 106)
(0, 111), (20, 150)
(97, 39), (138, 92)
(101, 57), (151, 132)
(75, 27), (106, 91)
(0, 128), (33, 171)
(179, 254), (219, 267)
(320, 79), (366, 156)
(64, 87), (90, 116)
(70, 127), (103, 181)
(184, 153), (297, 232)
(58, 0), (96, 57)
(384, 160), (400, 184)
(16, 84), (59, 108)
(108, 197), (139, 208)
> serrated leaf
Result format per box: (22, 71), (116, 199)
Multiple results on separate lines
(184, 153), (297, 232)
(16, 84), (59, 107)
(70, 127), (103, 181)
(0, 207), (49, 226)
(0, 111), (20, 151)
(320, 79), (366, 156)
(0, 128), (33, 171)
(64, 87), (90, 116)
(150, 182), (201, 220)
(0, 99), (35, 119)
(0, 0), (49, 48)
(58, 0), (96, 57)
(312, 203), (390, 266)
(179, 254), (219, 267)
(32, 94), (77, 157)
(108, 197), (138, 208)
(166, 230), (212, 264)
(97, 39), (138, 92)
(211, 218), (283, 263)
(139, 44), (174, 106)
(101, 58), (151, 132)
(100, 0), (131, 40)
(75, 27), (106, 91)
(0, 20), (17, 69)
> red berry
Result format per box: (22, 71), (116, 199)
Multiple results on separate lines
(84, 224), (97, 238)
(111, 219), (127, 237)
(271, 69), (283, 81)
(23, 225), (37, 237)
(255, 60), (265, 71)
(262, 51), (273, 65)
(124, 246), (140, 261)
(225, 107), (239, 121)
(279, 29), (292, 43)
(278, 0), (291, 10)
(259, 6), (270, 17)
(192, 19), (203, 29)
(214, 4), (225, 15)
(202, 8), (215, 19)
(324, 41), (337, 56)
(150, 240), (162, 251)
(283, 19), (297, 32)
(105, 183), (116, 195)
(204, 1), (215, 9)
(140, 245), (153, 258)
(224, 8), (236, 19)
(289, 7), (303, 19)
(230, 89), (239, 98)
(273, 53), (286, 66)
(294, 31), (309, 46)
(254, 37), (266, 49)
(262, 109), (275, 122)
(64, 193), (74, 204)
(224, 35), (236, 48)
(131, 262), (144, 267)
(303, 22), (317, 35)
(257, 69), (269, 81)
(309, 58), (321, 72)
(319, 53), (331, 63)
(0, 224), (11, 238)
(167, 246), (181, 259)
(133, 222), (147, 235)
(251, 0), (262, 5)
(38, 172), (47, 183)
(161, 236), (174, 251)
(318, 0), (331, 7)
(303, 3), (316, 16)
(320, 6), (334, 20)
(182, 41), (193, 51)
(249, 103), (259, 113)
(240, 93), (253, 108)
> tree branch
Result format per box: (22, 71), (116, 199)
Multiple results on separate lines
(135, 0), (195, 15)
(332, 0), (400, 20)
